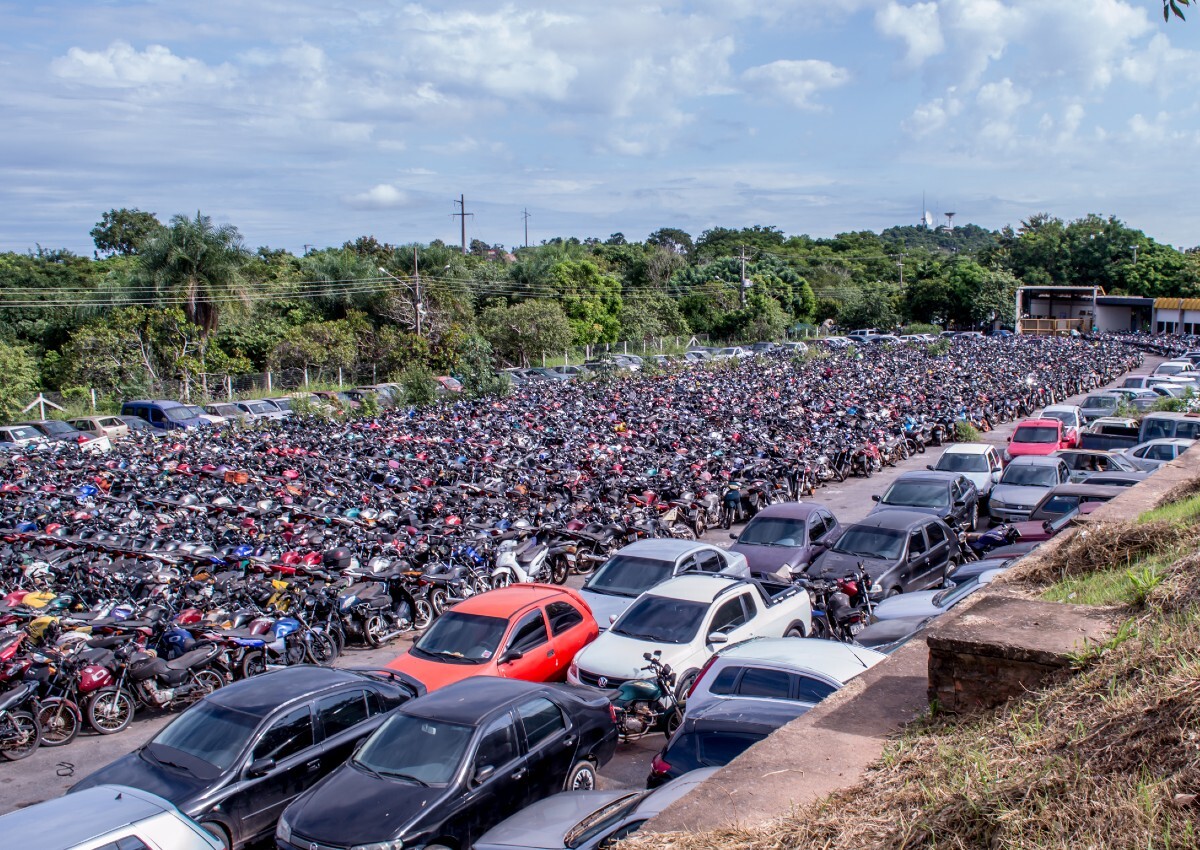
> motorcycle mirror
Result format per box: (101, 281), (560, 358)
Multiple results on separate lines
(706, 632), (728, 646)
(247, 758), (276, 777)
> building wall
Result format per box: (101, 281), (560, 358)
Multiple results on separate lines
(1094, 304), (1135, 332)
(1153, 308), (1200, 335)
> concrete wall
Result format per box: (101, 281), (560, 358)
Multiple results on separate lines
(1094, 304), (1136, 333)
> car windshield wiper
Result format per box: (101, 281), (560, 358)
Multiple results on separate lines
(353, 758), (385, 781)
(146, 748), (193, 773)
(378, 769), (430, 786)
(616, 630), (668, 641)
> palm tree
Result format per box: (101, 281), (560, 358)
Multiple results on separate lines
(137, 211), (249, 335)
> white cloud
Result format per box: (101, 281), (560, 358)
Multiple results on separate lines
(741, 60), (849, 110)
(51, 41), (232, 88)
(904, 92), (963, 138)
(976, 78), (1030, 119)
(344, 184), (411, 209)
(875, 2), (944, 68)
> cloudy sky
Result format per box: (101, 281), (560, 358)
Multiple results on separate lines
(2, 0), (1199, 255)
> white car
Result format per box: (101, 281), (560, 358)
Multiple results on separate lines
(927, 443), (1004, 500)
(681, 637), (886, 722)
(1040, 404), (1085, 446)
(567, 573), (813, 698)
(1153, 360), (1196, 378)
(1119, 438), (1196, 471)
(579, 539), (750, 630)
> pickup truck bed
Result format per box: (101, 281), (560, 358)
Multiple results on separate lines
(1080, 424), (1140, 451)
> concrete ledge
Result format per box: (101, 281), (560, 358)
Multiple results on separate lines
(927, 593), (1118, 713)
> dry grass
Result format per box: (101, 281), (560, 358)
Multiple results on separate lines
(624, 514), (1200, 850)
(1013, 519), (1199, 587)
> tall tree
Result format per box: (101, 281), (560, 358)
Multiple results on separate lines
(137, 212), (250, 335)
(90, 208), (164, 257)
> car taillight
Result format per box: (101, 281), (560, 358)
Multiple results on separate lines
(76, 435), (89, 443)
(690, 654), (718, 698)
(651, 753), (671, 776)
(609, 704), (618, 725)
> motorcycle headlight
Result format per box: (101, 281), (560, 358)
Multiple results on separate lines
(275, 814), (292, 843)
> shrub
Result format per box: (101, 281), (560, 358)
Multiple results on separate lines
(955, 420), (981, 442)
(399, 365), (438, 407)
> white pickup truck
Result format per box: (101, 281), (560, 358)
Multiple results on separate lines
(567, 573), (813, 699)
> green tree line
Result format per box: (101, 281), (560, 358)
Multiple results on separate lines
(1, 208), (1198, 416)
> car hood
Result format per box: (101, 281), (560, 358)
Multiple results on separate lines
(989, 484), (1046, 507)
(728, 542), (814, 576)
(478, 790), (632, 849)
(871, 590), (941, 621)
(70, 749), (212, 807)
(806, 549), (896, 579)
(1008, 443), (1058, 456)
(385, 650), (494, 693)
(285, 762), (447, 846)
(574, 632), (685, 680)
(868, 504), (950, 521)
(577, 590), (635, 631)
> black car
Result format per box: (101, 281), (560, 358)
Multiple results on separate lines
(70, 665), (423, 850)
(276, 678), (619, 850)
(869, 470), (980, 530)
(645, 699), (805, 788)
(804, 509), (960, 599)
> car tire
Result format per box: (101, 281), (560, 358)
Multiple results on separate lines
(784, 623), (806, 638)
(564, 759), (598, 791)
(200, 820), (231, 850)
(885, 587), (902, 599)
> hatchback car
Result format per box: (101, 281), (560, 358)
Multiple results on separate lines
(1004, 418), (1070, 462)
(1053, 449), (1140, 483)
(1028, 483), (1125, 522)
(385, 584), (598, 692)
(927, 443), (1003, 501)
(579, 539), (749, 628)
(728, 503), (840, 581)
(68, 415), (130, 441)
(1078, 393), (1124, 423)
(1119, 438), (1196, 471)
(0, 784), (223, 850)
(204, 403), (246, 421)
(0, 424), (47, 447)
(805, 510), (960, 599)
(869, 471), (980, 530)
(276, 678), (619, 850)
(21, 419), (111, 453)
(70, 665), (424, 850)
(988, 456), (1071, 523)
(235, 399), (287, 422)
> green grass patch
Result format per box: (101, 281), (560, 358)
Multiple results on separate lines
(1137, 492), (1200, 526)
(1043, 566), (1144, 606)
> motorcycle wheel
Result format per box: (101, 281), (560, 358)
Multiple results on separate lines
(664, 707), (683, 738)
(721, 509), (732, 530)
(670, 523), (697, 541)
(834, 465), (846, 483)
(0, 710), (41, 761)
(863, 461), (873, 478)
(490, 571), (513, 590)
(241, 649), (268, 679)
(413, 599), (434, 631)
(285, 640), (307, 667)
(968, 503), (979, 532)
(37, 698), (81, 748)
(470, 576), (491, 596)
(809, 616), (832, 641)
(364, 615), (387, 647)
(693, 515), (707, 537)
(430, 588), (450, 615)
(549, 557), (569, 585)
(191, 669), (225, 697)
(307, 632), (339, 665)
(88, 688), (134, 735)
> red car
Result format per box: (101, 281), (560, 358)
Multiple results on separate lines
(1005, 418), (1070, 462)
(385, 584), (599, 692)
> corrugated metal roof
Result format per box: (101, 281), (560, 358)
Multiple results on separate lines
(1154, 298), (1200, 310)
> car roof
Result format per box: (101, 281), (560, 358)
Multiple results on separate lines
(402, 678), (555, 725)
(450, 583), (571, 614)
(207, 665), (373, 716)
(1042, 404), (1082, 412)
(0, 784), (174, 849)
(1041, 483), (1127, 497)
(890, 470), (960, 485)
(684, 697), (807, 732)
(123, 399), (189, 407)
(846, 509), (939, 530)
(743, 502), (825, 520)
(1015, 418), (1061, 428)
(610, 539), (721, 559)
(647, 573), (744, 603)
(941, 442), (994, 455)
(1006, 455), (1065, 467)
(716, 637), (885, 683)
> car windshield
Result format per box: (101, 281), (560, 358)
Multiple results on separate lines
(354, 713), (473, 785)
(150, 702), (259, 771)
(832, 526), (905, 560)
(185, 406), (207, 417)
(1042, 411), (1076, 426)
(37, 421), (75, 435)
(736, 517), (808, 547)
(1038, 496), (1079, 516)
(1001, 465), (1057, 487)
(413, 611), (507, 664)
(611, 595), (708, 644)
(584, 555), (674, 598)
(1083, 396), (1118, 409)
(270, 399), (292, 411)
(164, 406), (193, 422)
(5, 426), (40, 441)
(1014, 426), (1059, 444)
(935, 453), (989, 473)
(880, 482), (949, 509)
(1158, 364), (1186, 375)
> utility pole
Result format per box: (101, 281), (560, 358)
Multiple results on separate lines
(412, 246), (423, 338)
(452, 195), (473, 255)
(897, 254), (904, 288)
(1132, 244), (1138, 266)
(736, 245), (752, 307)
(522, 208), (531, 248)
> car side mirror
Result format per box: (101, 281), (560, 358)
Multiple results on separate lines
(1043, 520), (1054, 534)
(871, 495), (881, 502)
(991, 471), (1001, 482)
(247, 758), (276, 777)
(609, 614), (618, 625)
(1006, 436), (1012, 442)
(925, 464), (934, 471)
(707, 632), (728, 646)
(499, 649), (524, 664)
(473, 764), (496, 785)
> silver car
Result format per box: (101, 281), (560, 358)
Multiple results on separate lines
(988, 456), (1070, 523)
(1119, 438), (1196, 471)
(0, 784), (222, 850)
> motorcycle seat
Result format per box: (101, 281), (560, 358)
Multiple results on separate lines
(166, 644), (219, 670)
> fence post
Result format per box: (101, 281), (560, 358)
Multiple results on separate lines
(266, 372), (272, 394)
(201, 373), (208, 400)
(304, 366), (309, 388)
(624, 341), (628, 355)
(564, 349), (569, 366)
(338, 368), (343, 388)
(225, 375), (232, 401)
(90, 388), (97, 411)
(542, 352), (546, 368)
(183, 376), (190, 403)
(659, 338), (664, 352)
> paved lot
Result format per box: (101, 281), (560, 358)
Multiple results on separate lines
(0, 354), (1158, 819)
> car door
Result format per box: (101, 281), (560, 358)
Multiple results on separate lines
(705, 592), (757, 647)
(313, 688), (373, 776)
(455, 710), (529, 847)
(226, 705), (317, 844)
(924, 521), (953, 585)
(497, 608), (556, 681)
(902, 528), (930, 591)
(514, 696), (575, 803)
(544, 600), (588, 677)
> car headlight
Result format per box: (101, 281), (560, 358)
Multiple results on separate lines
(990, 498), (1007, 510)
(567, 661), (579, 680)
(275, 814), (291, 843)
(350, 842), (404, 850)
(869, 580), (883, 594)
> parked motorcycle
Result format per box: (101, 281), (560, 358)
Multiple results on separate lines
(609, 651), (683, 741)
